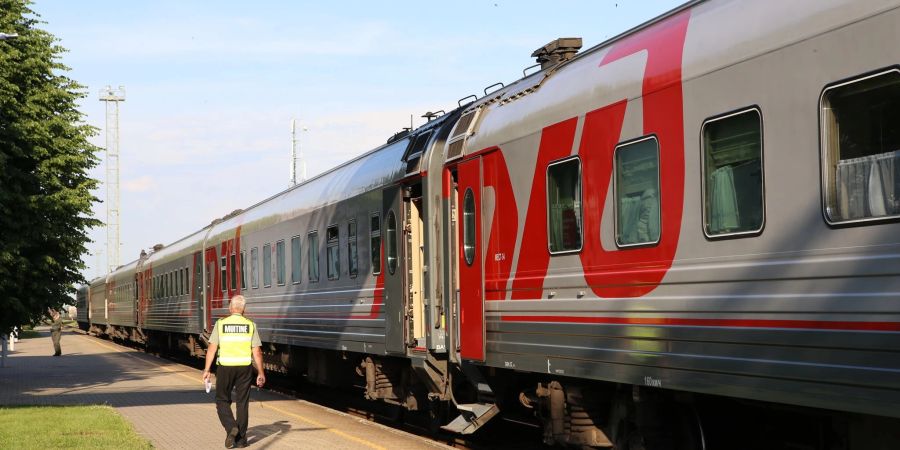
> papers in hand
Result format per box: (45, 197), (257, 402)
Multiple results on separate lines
(204, 379), (212, 393)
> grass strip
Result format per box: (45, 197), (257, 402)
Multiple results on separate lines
(0, 405), (152, 449)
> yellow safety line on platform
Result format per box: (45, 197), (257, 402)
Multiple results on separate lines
(260, 403), (387, 450)
(81, 334), (386, 450)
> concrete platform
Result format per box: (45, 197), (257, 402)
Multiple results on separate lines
(0, 327), (448, 449)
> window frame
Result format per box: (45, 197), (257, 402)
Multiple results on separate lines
(700, 106), (766, 239)
(220, 255), (227, 293)
(290, 235), (302, 285)
(326, 224), (340, 281)
(819, 67), (900, 226)
(545, 155), (584, 255)
(250, 247), (259, 289)
(348, 220), (358, 279)
(462, 188), (476, 265)
(276, 239), (286, 286)
(613, 135), (663, 249)
(386, 210), (399, 275)
(263, 243), (272, 288)
(370, 212), (382, 275)
(239, 252), (246, 290)
(307, 230), (320, 283)
(230, 252), (238, 291)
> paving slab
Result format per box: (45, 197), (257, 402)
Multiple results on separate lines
(0, 327), (448, 449)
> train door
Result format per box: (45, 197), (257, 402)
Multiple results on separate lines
(383, 185), (406, 354)
(133, 272), (141, 326)
(404, 183), (426, 350)
(204, 247), (217, 333)
(193, 251), (205, 332)
(456, 157), (485, 361)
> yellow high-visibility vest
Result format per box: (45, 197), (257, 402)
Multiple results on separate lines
(216, 314), (254, 366)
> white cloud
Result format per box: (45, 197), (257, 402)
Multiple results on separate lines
(123, 175), (157, 192)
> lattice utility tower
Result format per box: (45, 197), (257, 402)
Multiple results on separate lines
(291, 118), (308, 186)
(99, 85), (125, 273)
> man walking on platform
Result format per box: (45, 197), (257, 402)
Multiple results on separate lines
(202, 295), (266, 448)
(50, 310), (63, 356)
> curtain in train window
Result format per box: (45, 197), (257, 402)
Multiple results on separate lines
(276, 240), (286, 285)
(823, 70), (900, 222)
(370, 213), (382, 275)
(703, 109), (764, 236)
(263, 243), (272, 287)
(615, 138), (660, 246)
(291, 236), (301, 284)
(308, 232), (320, 282)
(327, 226), (340, 280)
(250, 247), (259, 289)
(348, 221), (358, 278)
(547, 157), (582, 253)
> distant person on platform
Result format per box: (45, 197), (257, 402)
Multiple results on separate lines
(202, 295), (265, 449)
(49, 309), (62, 356)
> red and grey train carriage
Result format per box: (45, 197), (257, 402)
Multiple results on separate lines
(77, 0), (900, 447)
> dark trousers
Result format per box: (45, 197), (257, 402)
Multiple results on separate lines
(215, 365), (253, 438)
(51, 331), (61, 356)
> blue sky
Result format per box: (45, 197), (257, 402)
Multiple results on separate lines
(31, 0), (685, 280)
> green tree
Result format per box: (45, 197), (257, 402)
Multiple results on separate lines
(0, 0), (101, 334)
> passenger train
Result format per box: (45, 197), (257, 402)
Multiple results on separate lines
(76, 0), (900, 448)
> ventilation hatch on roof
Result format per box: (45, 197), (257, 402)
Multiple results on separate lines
(402, 131), (432, 175)
(445, 108), (481, 161)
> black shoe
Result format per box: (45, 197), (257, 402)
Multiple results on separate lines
(225, 427), (239, 448)
(236, 438), (248, 448)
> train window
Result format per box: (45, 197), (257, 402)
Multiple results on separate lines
(276, 240), (286, 286)
(176, 270), (182, 296)
(348, 221), (358, 278)
(250, 247), (259, 289)
(291, 236), (301, 284)
(219, 256), (227, 292)
(370, 213), (382, 275)
(327, 225), (340, 280)
(702, 108), (764, 237)
(239, 253), (245, 290)
(184, 267), (190, 294)
(547, 157), (582, 253)
(263, 243), (272, 287)
(308, 231), (320, 282)
(463, 189), (476, 265)
(386, 210), (398, 275)
(615, 136), (661, 247)
(231, 253), (238, 290)
(821, 69), (900, 224)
